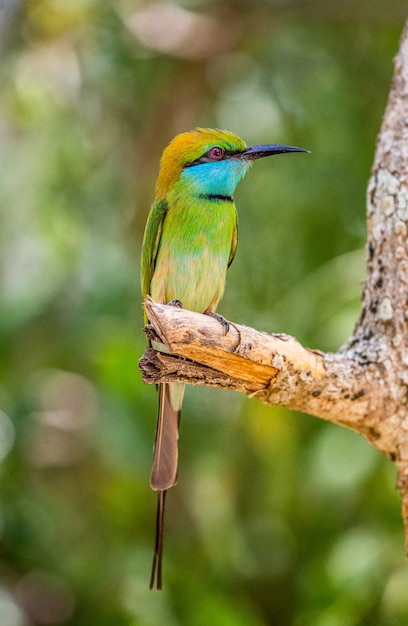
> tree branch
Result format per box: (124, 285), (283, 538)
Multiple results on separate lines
(139, 19), (408, 551)
(140, 298), (397, 445)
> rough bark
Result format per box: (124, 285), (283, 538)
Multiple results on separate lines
(139, 20), (408, 551)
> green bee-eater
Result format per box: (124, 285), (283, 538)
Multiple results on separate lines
(141, 127), (307, 588)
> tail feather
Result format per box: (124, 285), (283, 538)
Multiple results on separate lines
(150, 383), (184, 490)
(149, 382), (185, 589)
(149, 490), (166, 590)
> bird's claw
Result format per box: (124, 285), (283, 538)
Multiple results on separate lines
(205, 311), (230, 333)
(168, 299), (183, 308)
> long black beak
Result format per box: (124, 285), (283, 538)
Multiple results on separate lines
(238, 144), (309, 161)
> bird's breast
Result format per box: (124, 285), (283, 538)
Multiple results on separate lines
(150, 199), (236, 313)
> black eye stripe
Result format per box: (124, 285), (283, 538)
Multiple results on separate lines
(184, 148), (243, 168)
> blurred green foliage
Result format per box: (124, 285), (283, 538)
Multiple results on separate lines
(0, 0), (407, 624)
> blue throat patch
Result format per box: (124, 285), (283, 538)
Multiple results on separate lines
(180, 159), (251, 197)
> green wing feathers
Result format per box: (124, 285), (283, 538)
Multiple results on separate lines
(140, 199), (168, 318)
(228, 214), (238, 268)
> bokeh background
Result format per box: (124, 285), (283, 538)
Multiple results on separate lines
(1, 1), (408, 624)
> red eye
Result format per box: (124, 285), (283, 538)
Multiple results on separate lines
(209, 146), (224, 160)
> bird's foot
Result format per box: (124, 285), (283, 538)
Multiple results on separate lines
(167, 299), (183, 308)
(205, 311), (242, 348)
(205, 311), (230, 333)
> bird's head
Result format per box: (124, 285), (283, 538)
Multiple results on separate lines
(155, 128), (308, 200)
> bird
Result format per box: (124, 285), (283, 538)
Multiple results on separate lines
(140, 127), (308, 589)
